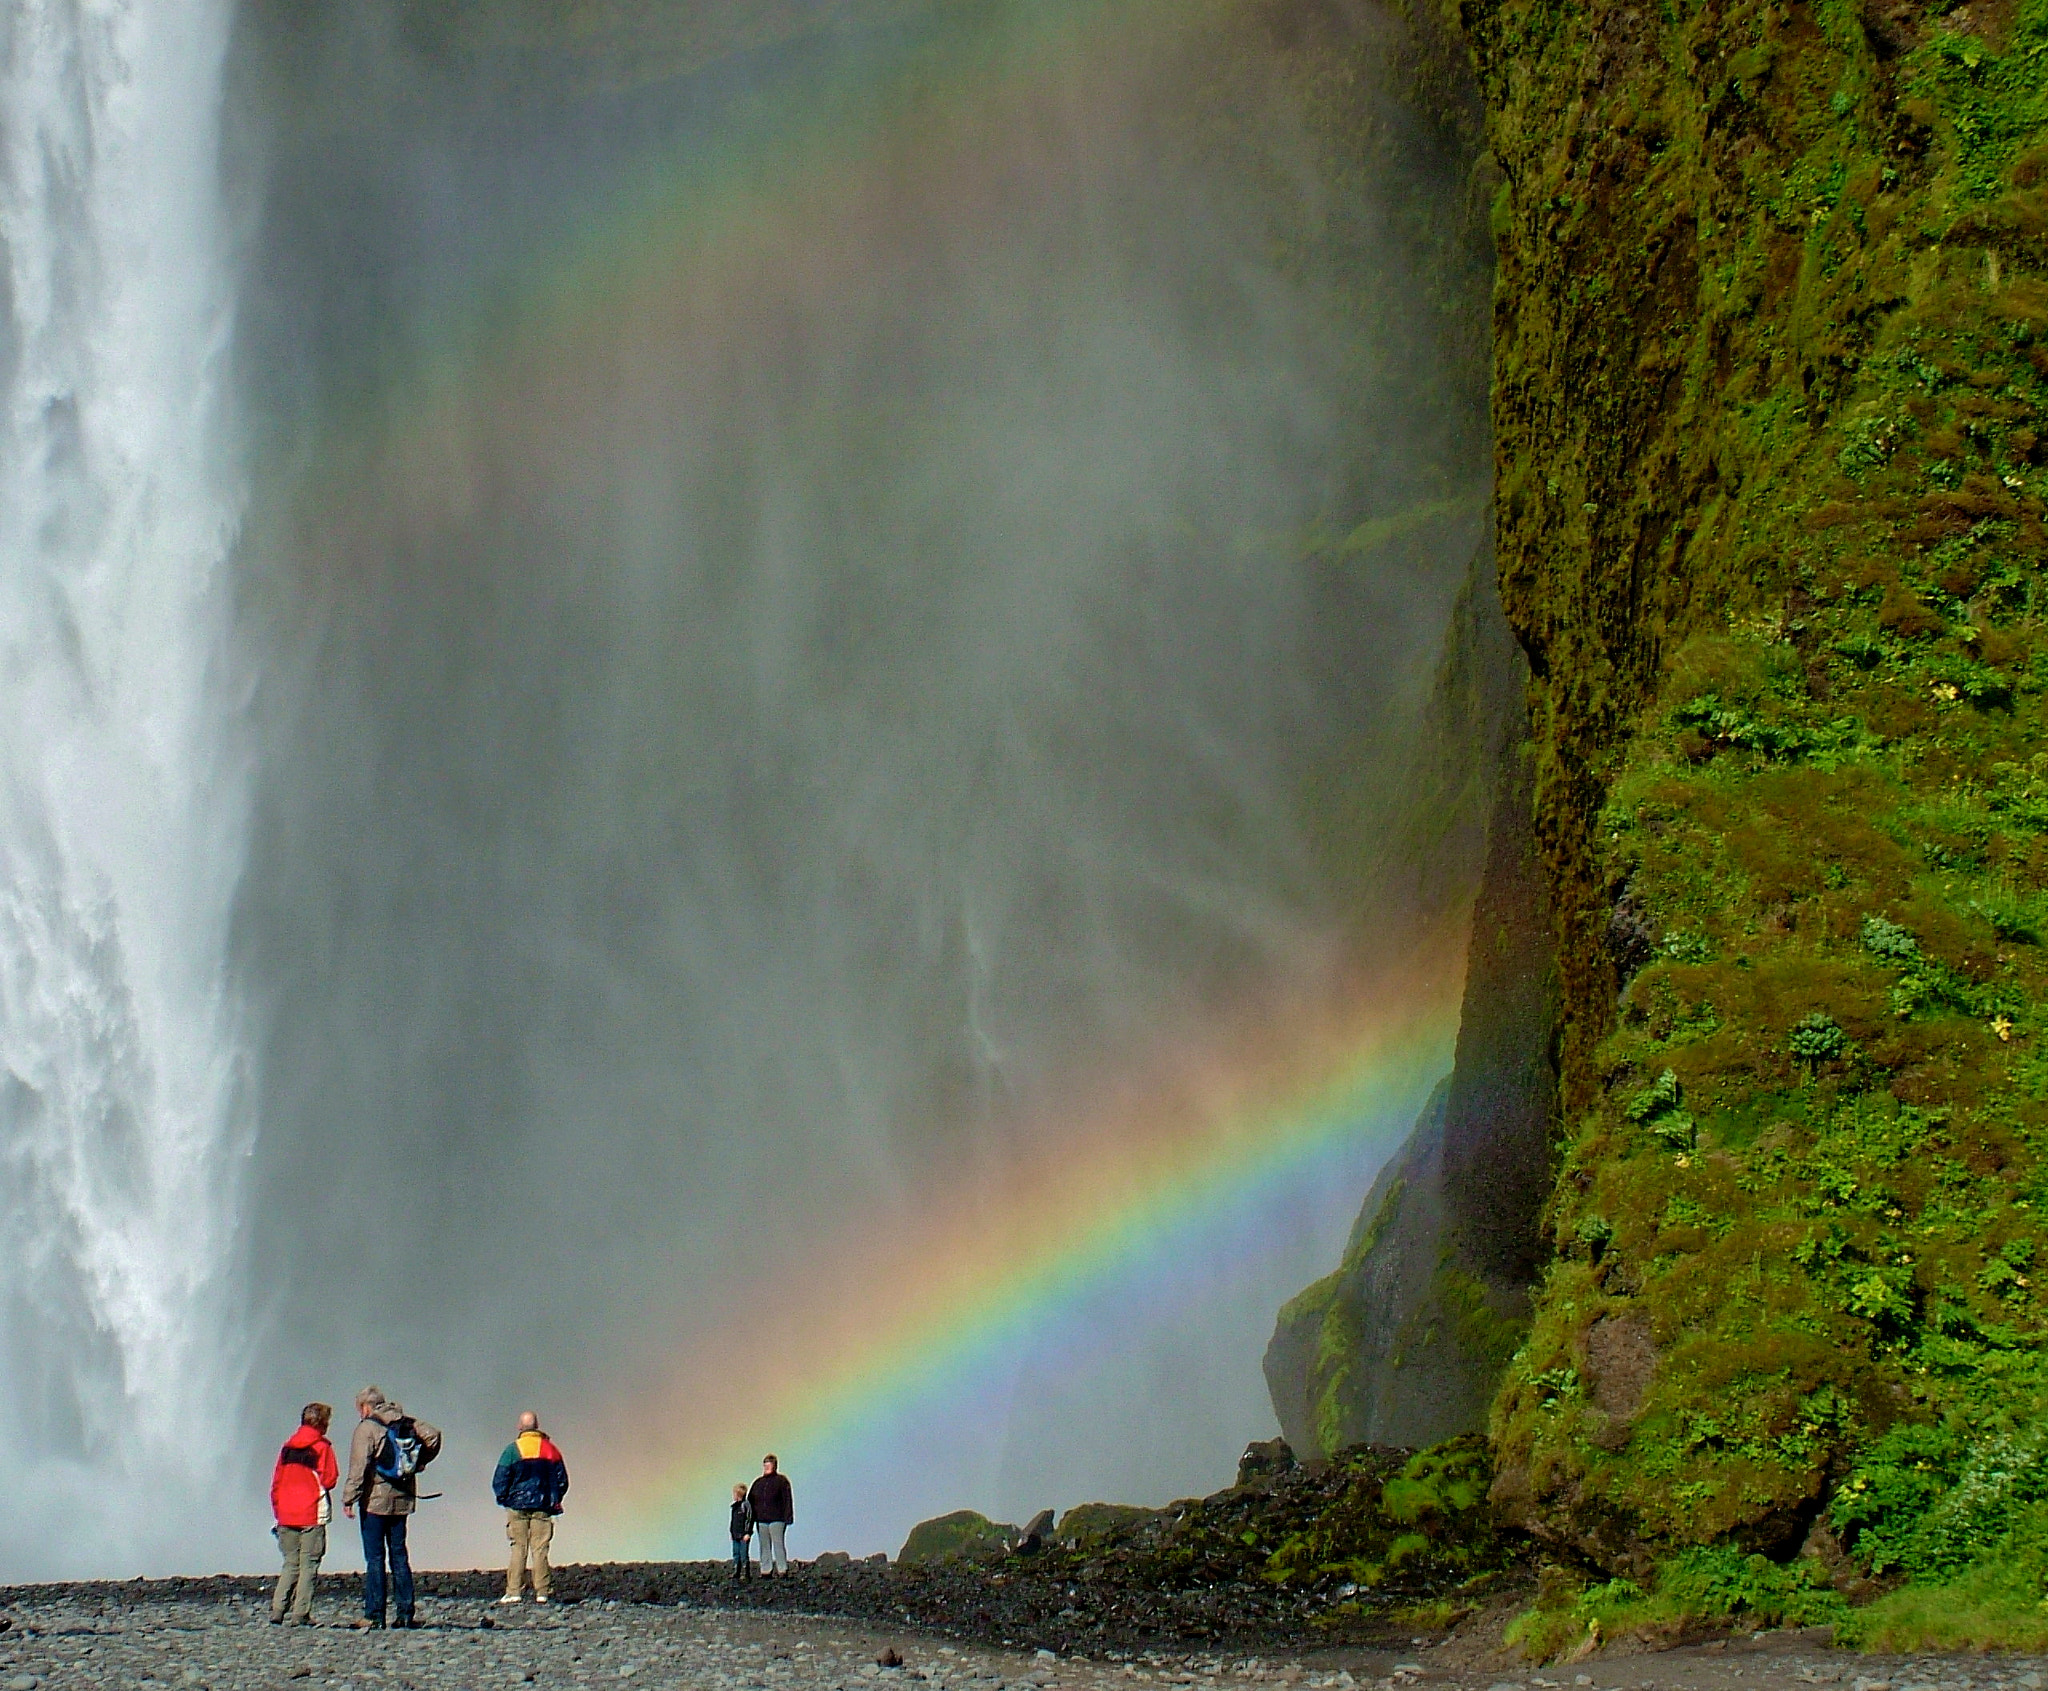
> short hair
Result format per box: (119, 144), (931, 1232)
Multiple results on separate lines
(357, 1386), (386, 1408)
(302, 1402), (332, 1429)
(763, 1453), (778, 1468)
(733, 1484), (747, 1497)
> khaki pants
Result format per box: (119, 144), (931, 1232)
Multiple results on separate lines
(273, 1524), (326, 1623)
(506, 1509), (554, 1599)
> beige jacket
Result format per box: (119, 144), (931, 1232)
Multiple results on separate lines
(345, 1402), (443, 1517)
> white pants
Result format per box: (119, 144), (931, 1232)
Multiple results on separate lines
(757, 1519), (788, 1573)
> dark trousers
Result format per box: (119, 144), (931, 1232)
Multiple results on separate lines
(360, 1511), (414, 1621)
(731, 1537), (750, 1578)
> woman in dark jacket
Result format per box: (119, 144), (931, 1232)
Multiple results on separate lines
(746, 1455), (794, 1576)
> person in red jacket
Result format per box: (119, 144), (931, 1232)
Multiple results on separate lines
(270, 1403), (340, 1626)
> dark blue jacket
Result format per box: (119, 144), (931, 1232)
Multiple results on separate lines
(493, 1430), (569, 1514)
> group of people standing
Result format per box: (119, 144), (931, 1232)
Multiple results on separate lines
(266, 1387), (562, 1628)
(268, 1390), (793, 1625)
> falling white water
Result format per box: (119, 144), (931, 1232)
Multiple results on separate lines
(0, 0), (248, 1578)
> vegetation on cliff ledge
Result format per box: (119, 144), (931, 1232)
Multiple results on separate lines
(1471, 0), (2048, 1639)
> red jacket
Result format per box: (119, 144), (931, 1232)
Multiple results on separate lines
(271, 1423), (339, 1529)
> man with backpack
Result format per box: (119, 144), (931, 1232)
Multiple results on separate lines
(343, 1387), (442, 1629)
(492, 1410), (569, 1604)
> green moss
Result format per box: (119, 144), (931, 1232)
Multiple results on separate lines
(1474, 0), (2048, 1622)
(896, 1509), (1016, 1566)
(1053, 1502), (1164, 1547)
(1507, 1550), (1847, 1662)
(1840, 1556), (2048, 1649)
(1264, 1436), (1514, 1589)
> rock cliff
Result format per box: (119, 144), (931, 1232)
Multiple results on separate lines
(1466, 0), (2048, 1634)
(1281, 0), (2048, 1637)
(1266, 547), (1556, 1457)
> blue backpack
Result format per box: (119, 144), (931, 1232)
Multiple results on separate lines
(373, 1418), (426, 1483)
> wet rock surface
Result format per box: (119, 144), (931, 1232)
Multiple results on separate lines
(0, 1587), (2032, 1691)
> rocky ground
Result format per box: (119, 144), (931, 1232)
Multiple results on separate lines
(0, 1581), (2040, 1691)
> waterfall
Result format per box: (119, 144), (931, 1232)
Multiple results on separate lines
(0, 0), (248, 1577)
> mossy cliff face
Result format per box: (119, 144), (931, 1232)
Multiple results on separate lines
(1267, 550), (1558, 1458)
(1465, 0), (2048, 1620)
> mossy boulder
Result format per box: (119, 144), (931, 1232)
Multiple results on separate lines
(896, 1509), (1017, 1567)
(1052, 1502), (1166, 1548)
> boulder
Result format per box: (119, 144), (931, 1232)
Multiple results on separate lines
(1051, 1502), (1163, 1548)
(896, 1509), (1016, 1566)
(1010, 1508), (1055, 1554)
(1235, 1438), (1295, 1487)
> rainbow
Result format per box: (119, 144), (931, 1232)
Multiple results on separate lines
(580, 938), (1467, 1557)
(264, 0), (1477, 1561)
(286, 0), (1237, 485)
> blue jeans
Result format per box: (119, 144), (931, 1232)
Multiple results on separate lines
(731, 1537), (749, 1575)
(360, 1512), (414, 1621)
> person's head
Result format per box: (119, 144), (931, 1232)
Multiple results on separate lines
(357, 1386), (386, 1417)
(762, 1454), (778, 1475)
(733, 1484), (747, 1501)
(518, 1410), (539, 1434)
(301, 1402), (332, 1432)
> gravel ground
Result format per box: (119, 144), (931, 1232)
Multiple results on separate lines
(0, 1584), (2040, 1691)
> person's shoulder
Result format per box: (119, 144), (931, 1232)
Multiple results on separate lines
(539, 1437), (564, 1461)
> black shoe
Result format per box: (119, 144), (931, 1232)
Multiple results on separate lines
(398, 1616), (419, 1630)
(367, 1618), (386, 1630)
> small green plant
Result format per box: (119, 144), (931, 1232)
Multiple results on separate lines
(1670, 695), (1879, 766)
(1624, 1068), (1681, 1119)
(1573, 1213), (1615, 1259)
(1506, 1549), (1846, 1662)
(1623, 1067), (1696, 1149)
(1789, 1011), (1846, 1062)
(1656, 1547), (1847, 1626)
(1859, 915), (1994, 1018)
(1862, 915), (1921, 961)
(1835, 1415), (2048, 1581)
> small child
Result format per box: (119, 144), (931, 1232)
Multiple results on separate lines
(729, 1484), (753, 1581)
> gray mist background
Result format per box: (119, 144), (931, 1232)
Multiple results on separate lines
(0, 0), (1490, 1575)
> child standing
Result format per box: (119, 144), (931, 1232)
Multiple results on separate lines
(729, 1484), (753, 1581)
